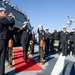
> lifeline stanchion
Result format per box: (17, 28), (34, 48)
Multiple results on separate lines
(7, 38), (13, 68)
(29, 40), (33, 57)
(39, 40), (44, 65)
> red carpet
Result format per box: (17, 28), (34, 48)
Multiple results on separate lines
(13, 48), (42, 72)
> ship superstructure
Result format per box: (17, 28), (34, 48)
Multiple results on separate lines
(0, 0), (32, 45)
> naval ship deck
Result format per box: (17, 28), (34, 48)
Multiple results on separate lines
(5, 45), (75, 75)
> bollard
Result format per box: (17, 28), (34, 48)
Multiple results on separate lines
(39, 40), (44, 64)
(7, 39), (13, 68)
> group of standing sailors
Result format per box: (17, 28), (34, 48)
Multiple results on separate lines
(37, 25), (75, 58)
(18, 23), (75, 65)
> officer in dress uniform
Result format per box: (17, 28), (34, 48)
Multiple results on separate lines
(37, 25), (45, 48)
(50, 32), (54, 53)
(29, 31), (35, 55)
(0, 7), (15, 75)
(71, 28), (75, 57)
(69, 29), (74, 55)
(18, 21), (32, 62)
(31, 31), (35, 54)
(60, 26), (69, 56)
(44, 28), (51, 54)
(6, 13), (15, 61)
(58, 30), (63, 53)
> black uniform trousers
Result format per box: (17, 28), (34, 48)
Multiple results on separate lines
(73, 43), (75, 56)
(22, 43), (29, 60)
(72, 42), (75, 57)
(32, 43), (34, 54)
(61, 42), (67, 56)
(0, 40), (6, 75)
(72, 33), (75, 56)
(45, 42), (49, 54)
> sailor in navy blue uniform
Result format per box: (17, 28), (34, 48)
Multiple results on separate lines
(18, 22), (32, 62)
(71, 28), (75, 57)
(60, 26), (69, 56)
(44, 28), (51, 54)
(0, 7), (15, 75)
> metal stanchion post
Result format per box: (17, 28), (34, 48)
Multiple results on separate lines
(39, 40), (44, 64)
(7, 39), (13, 68)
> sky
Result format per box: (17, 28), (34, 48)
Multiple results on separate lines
(7, 0), (75, 32)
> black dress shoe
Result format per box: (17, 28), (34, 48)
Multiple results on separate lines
(23, 58), (28, 63)
(65, 55), (67, 56)
(62, 54), (65, 56)
(25, 60), (27, 63)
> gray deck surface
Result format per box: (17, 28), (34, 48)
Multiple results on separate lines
(5, 45), (75, 75)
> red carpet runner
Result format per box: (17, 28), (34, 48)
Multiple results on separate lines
(13, 48), (42, 72)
